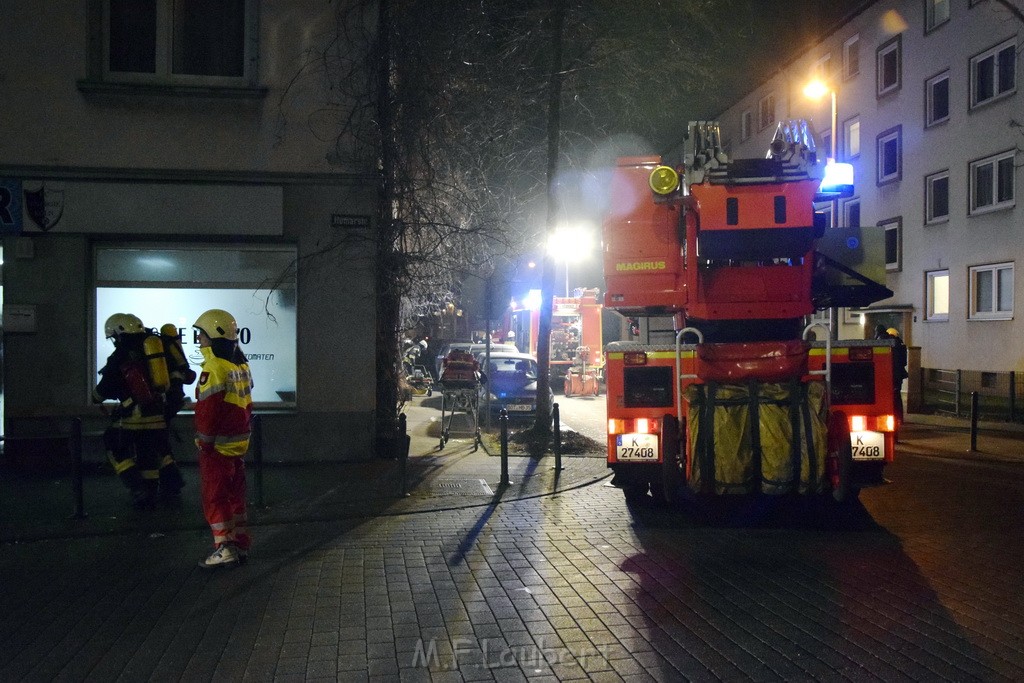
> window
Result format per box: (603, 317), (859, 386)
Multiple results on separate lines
(969, 262), (1014, 319)
(970, 150), (1016, 214)
(758, 93), (776, 130)
(814, 53), (833, 81)
(877, 126), (902, 185)
(970, 38), (1016, 108)
(94, 244), (297, 404)
(843, 116), (861, 159)
(881, 218), (902, 271)
(926, 0), (950, 32)
(843, 34), (860, 79)
(926, 270), (950, 321)
(102, 0), (256, 85)
(740, 110), (752, 141)
(925, 71), (950, 127)
(843, 198), (861, 228)
(925, 170), (950, 224)
(821, 131), (832, 159)
(877, 35), (902, 96)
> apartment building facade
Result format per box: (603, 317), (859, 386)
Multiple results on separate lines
(0, 1), (382, 461)
(716, 0), (1021, 374)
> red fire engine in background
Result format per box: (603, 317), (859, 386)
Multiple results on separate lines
(602, 120), (896, 504)
(511, 288), (604, 394)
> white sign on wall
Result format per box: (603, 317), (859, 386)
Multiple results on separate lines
(96, 287), (297, 403)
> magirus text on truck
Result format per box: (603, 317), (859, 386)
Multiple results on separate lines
(602, 120), (896, 504)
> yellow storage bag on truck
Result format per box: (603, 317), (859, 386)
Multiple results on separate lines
(685, 380), (827, 495)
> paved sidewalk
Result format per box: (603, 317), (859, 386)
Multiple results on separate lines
(0, 401), (611, 544)
(1, 404), (1023, 682)
(2, 404), (1023, 545)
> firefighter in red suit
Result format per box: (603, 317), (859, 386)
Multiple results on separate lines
(193, 308), (254, 569)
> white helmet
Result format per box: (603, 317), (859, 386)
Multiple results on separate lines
(193, 308), (238, 341)
(104, 313), (144, 339)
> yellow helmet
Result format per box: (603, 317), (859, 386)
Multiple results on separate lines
(886, 327), (900, 337)
(104, 313), (144, 339)
(193, 309), (238, 341)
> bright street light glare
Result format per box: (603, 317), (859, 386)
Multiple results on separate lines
(547, 224), (593, 263)
(803, 80), (829, 99)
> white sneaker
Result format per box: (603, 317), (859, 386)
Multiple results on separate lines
(198, 545), (239, 569)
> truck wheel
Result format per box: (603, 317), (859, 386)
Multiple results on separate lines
(657, 415), (683, 504)
(828, 411), (858, 503)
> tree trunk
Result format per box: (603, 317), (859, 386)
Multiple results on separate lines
(533, 0), (566, 440)
(374, 0), (401, 447)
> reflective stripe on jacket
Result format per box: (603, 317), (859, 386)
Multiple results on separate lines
(195, 354), (253, 457)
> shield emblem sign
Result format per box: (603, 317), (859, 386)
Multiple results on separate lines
(24, 185), (65, 232)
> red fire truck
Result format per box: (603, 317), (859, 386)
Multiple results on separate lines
(511, 288), (604, 391)
(603, 120), (896, 503)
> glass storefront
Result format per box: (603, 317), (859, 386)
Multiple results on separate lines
(94, 244), (297, 404)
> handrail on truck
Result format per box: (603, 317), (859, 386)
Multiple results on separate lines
(675, 327), (704, 426)
(803, 322), (832, 395)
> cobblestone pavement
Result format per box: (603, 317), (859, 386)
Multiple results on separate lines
(2, 449), (1024, 682)
(2, 403), (1024, 681)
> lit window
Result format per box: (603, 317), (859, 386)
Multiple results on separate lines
(843, 35), (860, 79)
(926, 71), (950, 127)
(876, 126), (902, 185)
(969, 262), (1014, 320)
(877, 36), (902, 96)
(102, 0), (255, 85)
(970, 38), (1016, 109)
(926, 270), (950, 321)
(843, 198), (861, 228)
(843, 117), (860, 159)
(926, 0), (950, 32)
(758, 93), (776, 130)
(970, 150), (1016, 214)
(94, 244), (297, 403)
(880, 218), (901, 272)
(740, 110), (752, 141)
(925, 170), (950, 224)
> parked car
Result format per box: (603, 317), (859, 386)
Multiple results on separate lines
(436, 341), (517, 379)
(478, 352), (553, 419)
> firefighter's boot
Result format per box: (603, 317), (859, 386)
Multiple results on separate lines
(158, 455), (185, 503)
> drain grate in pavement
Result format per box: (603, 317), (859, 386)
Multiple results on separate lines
(433, 478), (494, 496)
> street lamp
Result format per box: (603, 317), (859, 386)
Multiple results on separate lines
(546, 224), (593, 297)
(803, 78), (837, 162)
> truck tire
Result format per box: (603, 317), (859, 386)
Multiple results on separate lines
(653, 415), (683, 504)
(828, 411), (858, 503)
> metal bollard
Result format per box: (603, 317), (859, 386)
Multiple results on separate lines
(70, 418), (87, 519)
(251, 414), (264, 508)
(970, 391), (979, 452)
(398, 412), (409, 497)
(552, 403), (563, 472)
(499, 408), (510, 486)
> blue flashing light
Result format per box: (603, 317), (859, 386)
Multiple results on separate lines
(818, 161), (854, 198)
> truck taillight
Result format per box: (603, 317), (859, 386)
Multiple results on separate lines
(849, 414), (896, 432)
(624, 352), (647, 366)
(608, 418), (660, 435)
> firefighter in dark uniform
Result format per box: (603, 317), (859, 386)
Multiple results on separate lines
(155, 323), (197, 501)
(94, 313), (180, 508)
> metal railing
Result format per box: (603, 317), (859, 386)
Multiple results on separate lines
(919, 367), (1019, 422)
